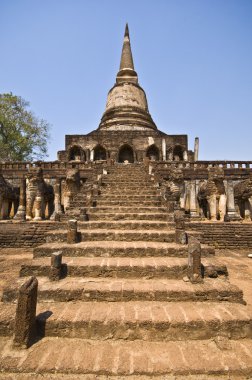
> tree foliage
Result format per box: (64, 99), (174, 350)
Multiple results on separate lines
(0, 93), (50, 161)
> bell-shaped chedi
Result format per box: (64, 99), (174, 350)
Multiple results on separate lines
(99, 24), (157, 131)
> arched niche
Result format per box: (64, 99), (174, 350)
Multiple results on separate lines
(146, 144), (159, 161)
(94, 145), (107, 161)
(69, 146), (85, 161)
(173, 145), (184, 161)
(118, 144), (134, 163)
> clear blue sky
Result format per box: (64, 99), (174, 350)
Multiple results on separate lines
(1, 0), (252, 161)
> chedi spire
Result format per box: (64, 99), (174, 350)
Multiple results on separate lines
(116, 24), (138, 84)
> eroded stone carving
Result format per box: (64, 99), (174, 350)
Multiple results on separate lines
(26, 167), (54, 220)
(197, 168), (227, 221)
(234, 173), (252, 220)
(161, 168), (185, 209)
(0, 172), (19, 219)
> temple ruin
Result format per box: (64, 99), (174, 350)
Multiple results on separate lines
(0, 24), (252, 378)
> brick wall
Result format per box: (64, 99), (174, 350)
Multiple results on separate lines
(1, 221), (252, 250)
(0, 222), (62, 248)
(186, 222), (252, 249)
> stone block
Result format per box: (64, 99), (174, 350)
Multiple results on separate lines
(13, 276), (38, 348)
(174, 209), (187, 244)
(51, 251), (62, 268)
(187, 236), (203, 283)
(80, 207), (89, 221)
(67, 219), (78, 244)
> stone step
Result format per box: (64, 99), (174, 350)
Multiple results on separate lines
(102, 186), (157, 191)
(106, 167), (146, 171)
(95, 200), (162, 206)
(0, 337), (252, 380)
(66, 201), (87, 212)
(103, 177), (151, 182)
(101, 189), (159, 195)
(36, 301), (252, 341)
(69, 202), (88, 207)
(69, 220), (174, 230)
(1, 301), (251, 341)
(102, 181), (153, 186)
(0, 336), (251, 377)
(95, 198), (163, 204)
(88, 206), (167, 213)
(45, 229), (176, 243)
(19, 256), (227, 279)
(2, 277), (244, 304)
(71, 196), (87, 205)
(96, 195), (161, 200)
(33, 241), (215, 258)
(101, 183), (156, 188)
(88, 212), (172, 221)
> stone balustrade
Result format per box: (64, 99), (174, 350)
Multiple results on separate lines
(152, 160), (252, 170)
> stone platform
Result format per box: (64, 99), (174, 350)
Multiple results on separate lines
(0, 164), (252, 378)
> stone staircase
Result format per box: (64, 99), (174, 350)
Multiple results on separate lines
(1, 163), (252, 378)
(89, 164), (172, 221)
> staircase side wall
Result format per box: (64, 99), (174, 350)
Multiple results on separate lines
(186, 222), (252, 249)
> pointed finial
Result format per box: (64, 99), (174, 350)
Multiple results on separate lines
(125, 23), (129, 38)
(116, 24), (138, 84)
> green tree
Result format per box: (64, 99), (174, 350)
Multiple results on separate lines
(0, 93), (50, 161)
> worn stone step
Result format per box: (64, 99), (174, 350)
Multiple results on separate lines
(101, 189), (159, 195)
(2, 277), (244, 304)
(70, 198), (87, 203)
(103, 177), (151, 182)
(19, 256), (227, 279)
(1, 301), (251, 341)
(88, 212), (172, 221)
(102, 175), (153, 180)
(102, 182), (154, 187)
(89, 206), (167, 213)
(102, 186), (157, 192)
(0, 337), (252, 380)
(0, 336), (252, 377)
(33, 241), (215, 258)
(72, 220), (174, 230)
(36, 301), (252, 341)
(97, 195), (161, 200)
(96, 200), (162, 206)
(45, 229), (176, 243)
(106, 167), (146, 171)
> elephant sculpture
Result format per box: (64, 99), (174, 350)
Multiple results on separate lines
(161, 168), (185, 209)
(197, 167), (227, 221)
(0, 172), (19, 219)
(234, 172), (252, 220)
(26, 167), (54, 220)
(63, 168), (81, 210)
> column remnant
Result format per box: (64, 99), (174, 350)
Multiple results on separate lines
(189, 180), (199, 218)
(162, 138), (166, 161)
(67, 219), (79, 244)
(50, 178), (62, 220)
(49, 251), (63, 281)
(174, 209), (187, 244)
(13, 276), (38, 348)
(14, 178), (26, 221)
(226, 180), (241, 221)
(194, 137), (199, 161)
(187, 236), (203, 283)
